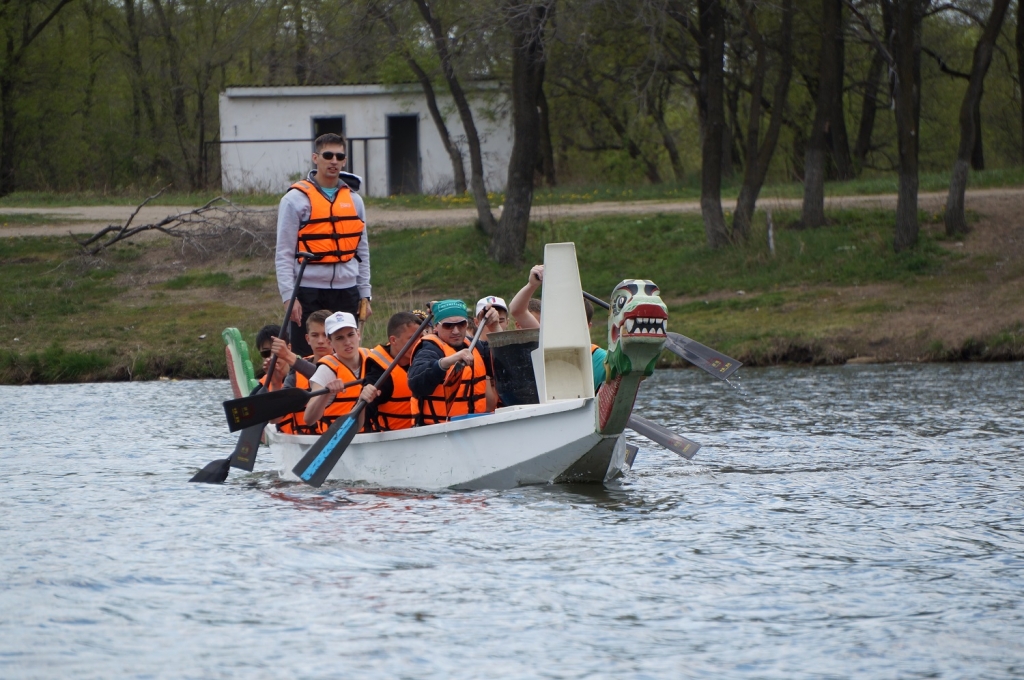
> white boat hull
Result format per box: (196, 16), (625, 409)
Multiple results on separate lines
(267, 397), (630, 491)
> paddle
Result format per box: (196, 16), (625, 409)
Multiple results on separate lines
(222, 380), (361, 432)
(627, 414), (701, 460)
(581, 290), (742, 380)
(442, 317), (487, 409)
(292, 311), (434, 488)
(190, 251), (318, 484)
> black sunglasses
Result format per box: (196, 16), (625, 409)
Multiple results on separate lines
(259, 348), (272, 358)
(439, 320), (468, 330)
(318, 151), (346, 161)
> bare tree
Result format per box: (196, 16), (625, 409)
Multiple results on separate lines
(945, 0), (1012, 237)
(698, 0), (730, 247)
(411, 0), (498, 233)
(370, 0), (468, 194)
(491, 0), (551, 264)
(800, 0), (847, 228)
(733, 0), (794, 240)
(0, 0), (77, 196)
(852, 48), (885, 166)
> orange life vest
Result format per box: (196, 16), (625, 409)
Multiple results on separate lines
(315, 349), (370, 432)
(410, 335), (489, 426)
(277, 357), (320, 435)
(365, 345), (415, 431)
(290, 180), (364, 264)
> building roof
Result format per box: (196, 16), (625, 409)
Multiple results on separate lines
(223, 81), (500, 98)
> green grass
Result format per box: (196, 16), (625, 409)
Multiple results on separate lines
(1, 166), (1021, 211)
(0, 213), (91, 225)
(0, 205), (1017, 383)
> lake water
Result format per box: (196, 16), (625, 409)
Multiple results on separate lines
(2, 364), (1023, 678)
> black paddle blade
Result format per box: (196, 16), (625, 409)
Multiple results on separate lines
(291, 404), (365, 487)
(627, 414), (701, 460)
(230, 423), (266, 471)
(223, 388), (312, 432)
(665, 332), (742, 380)
(190, 457), (231, 484)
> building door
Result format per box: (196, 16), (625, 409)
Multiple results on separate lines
(387, 115), (420, 195)
(312, 116), (347, 170)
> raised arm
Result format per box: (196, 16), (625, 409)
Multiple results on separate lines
(508, 264), (543, 330)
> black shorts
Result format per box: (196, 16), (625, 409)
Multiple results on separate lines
(287, 286), (361, 356)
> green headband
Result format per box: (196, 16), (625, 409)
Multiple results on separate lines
(431, 299), (468, 324)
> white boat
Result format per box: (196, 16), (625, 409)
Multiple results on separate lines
(248, 242), (668, 491)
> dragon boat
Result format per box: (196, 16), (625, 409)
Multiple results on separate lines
(224, 243), (668, 491)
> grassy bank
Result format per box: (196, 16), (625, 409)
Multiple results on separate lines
(1, 206), (1022, 384)
(1, 167), (1022, 210)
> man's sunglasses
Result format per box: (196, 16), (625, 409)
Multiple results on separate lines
(259, 348), (273, 358)
(318, 151), (346, 161)
(439, 320), (468, 330)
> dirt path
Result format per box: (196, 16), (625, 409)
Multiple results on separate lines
(2, 186), (1023, 237)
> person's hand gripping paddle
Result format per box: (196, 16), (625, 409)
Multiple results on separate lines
(291, 311), (434, 488)
(190, 251), (319, 484)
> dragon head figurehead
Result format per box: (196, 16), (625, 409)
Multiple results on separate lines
(604, 279), (668, 381)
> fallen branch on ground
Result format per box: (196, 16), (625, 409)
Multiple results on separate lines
(74, 188), (276, 259)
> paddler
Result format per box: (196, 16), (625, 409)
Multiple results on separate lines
(303, 311), (378, 433)
(362, 311), (426, 432)
(407, 299), (501, 425)
(268, 309), (334, 434)
(507, 264), (608, 390)
(474, 296), (508, 342)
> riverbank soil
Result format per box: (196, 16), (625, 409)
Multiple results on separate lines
(0, 189), (1021, 383)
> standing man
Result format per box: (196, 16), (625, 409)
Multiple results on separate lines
(276, 132), (372, 356)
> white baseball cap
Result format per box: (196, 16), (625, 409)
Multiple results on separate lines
(475, 296), (508, 317)
(324, 311), (358, 336)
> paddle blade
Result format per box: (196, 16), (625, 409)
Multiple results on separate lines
(190, 457), (231, 484)
(627, 414), (701, 460)
(665, 332), (742, 380)
(229, 423), (266, 471)
(291, 404), (365, 487)
(223, 388), (314, 432)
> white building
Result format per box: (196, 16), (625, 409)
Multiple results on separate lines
(218, 83), (512, 197)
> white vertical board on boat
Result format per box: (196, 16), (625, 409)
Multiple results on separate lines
(532, 242), (595, 403)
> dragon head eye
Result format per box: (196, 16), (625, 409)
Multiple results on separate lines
(613, 294), (627, 313)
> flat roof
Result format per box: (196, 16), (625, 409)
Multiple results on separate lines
(223, 82), (500, 98)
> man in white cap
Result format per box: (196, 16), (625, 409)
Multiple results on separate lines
(304, 311), (379, 431)
(474, 295), (508, 342)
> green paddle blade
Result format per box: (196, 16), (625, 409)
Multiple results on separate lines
(665, 332), (742, 380)
(627, 414), (701, 460)
(223, 387), (318, 432)
(291, 402), (367, 487)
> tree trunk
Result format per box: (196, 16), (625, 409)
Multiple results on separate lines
(537, 82), (556, 187)
(0, 0), (75, 196)
(491, 2), (548, 265)
(1018, 0), (1023, 164)
(648, 79), (685, 182)
(887, 0), (927, 253)
(829, 14), (854, 180)
(800, 0), (845, 227)
(970, 93), (985, 170)
(853, 49), (884, 167)
(733, 0), (794, 240)
(293, 0), (308, 86)
(412, 0), (497, 234)
(945, 0), (1010, 237)
(407, 57), (468, 194)
(699, 0), (730, 247)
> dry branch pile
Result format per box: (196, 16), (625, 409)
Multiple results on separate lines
(75, 188), (276, 261)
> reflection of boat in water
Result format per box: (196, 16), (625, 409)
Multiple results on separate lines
(230, 243), (667, 491)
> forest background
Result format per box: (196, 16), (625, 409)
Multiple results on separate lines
(1, 0), (1023, 384)
(1, 0), (1023, 253)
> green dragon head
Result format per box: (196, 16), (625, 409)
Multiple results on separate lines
(604, 279), (668, 381)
